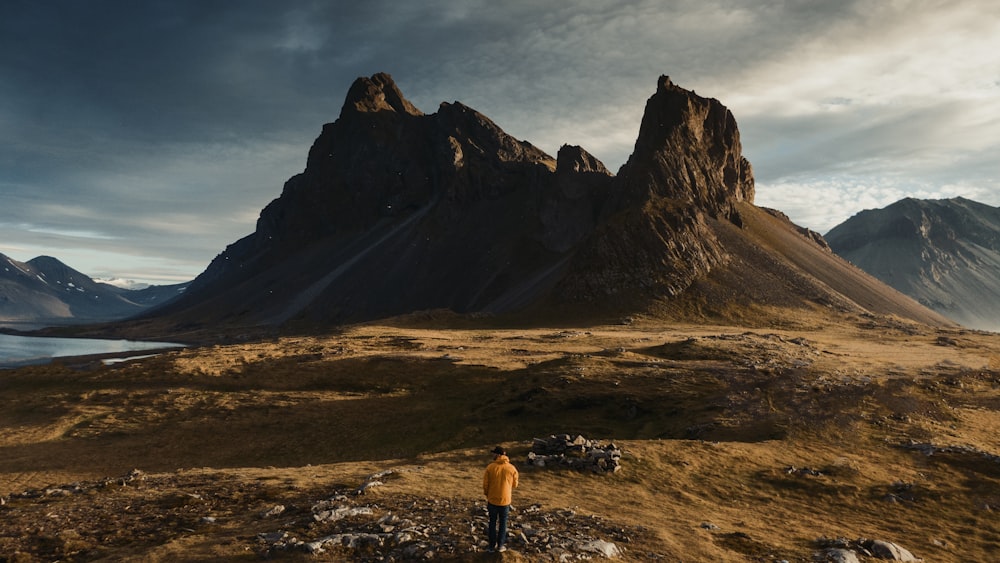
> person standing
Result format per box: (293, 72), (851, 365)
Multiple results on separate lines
(483, 445), (519, 552)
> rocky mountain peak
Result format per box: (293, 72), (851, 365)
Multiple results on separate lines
(616, 75), (754, 222)
(436, 100), (555, 169)
(655, 74), (684, 95)
(556, 144), (610, 175)
(340, 72), (423, 117)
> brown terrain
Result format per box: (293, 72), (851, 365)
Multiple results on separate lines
(4, 74), (999, 562)
(2, 311), (1000, 561)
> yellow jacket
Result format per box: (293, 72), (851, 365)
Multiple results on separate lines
(483, 455), (519, 506)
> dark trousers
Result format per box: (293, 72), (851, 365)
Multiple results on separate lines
(487, 503), (510, 549)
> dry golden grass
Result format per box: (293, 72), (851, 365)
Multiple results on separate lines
(2, 313), (1000, 561)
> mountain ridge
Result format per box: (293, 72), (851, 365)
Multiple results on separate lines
(0, 253), (188, 328)
(826, 196), (1000, 332)
(135, 73), (951, 334)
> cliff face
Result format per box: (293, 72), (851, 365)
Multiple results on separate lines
(557, 76), (755, 306)
(150, 73), (949, 329)
(827, 197), (1000, 331)
(171, 73), (613, 324)
(613, 76), (754, 218)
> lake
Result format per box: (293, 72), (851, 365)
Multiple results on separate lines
(0, 333), (185, 368)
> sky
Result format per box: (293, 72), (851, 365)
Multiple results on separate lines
(2, 1), (998, 285)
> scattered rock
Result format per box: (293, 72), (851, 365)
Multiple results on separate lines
(313, 505), (374, 523)
(0, 467), (655, 560)
(260, 504), (285, 518)
(356, 480), (383, 494)
(123, 469), (144, 484)
(901, 441), (1000, 464)
(356, 469), (394, 494)
(785, 466), (823, 477)
(258, 531), (288, 543)
(259, 473), (641, 561)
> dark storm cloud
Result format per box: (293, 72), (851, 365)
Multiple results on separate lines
(0, 1), (349, 279)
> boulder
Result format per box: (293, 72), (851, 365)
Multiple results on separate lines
(577, 539), (622, 558)
(869, 539), (920, 561)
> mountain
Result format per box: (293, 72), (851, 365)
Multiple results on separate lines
(0, 254), (188, 327)
(826, 197), (1000, 332)
(145, 73), (950, 331)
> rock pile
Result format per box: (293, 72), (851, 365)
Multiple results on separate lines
(527, 434), (623, 474)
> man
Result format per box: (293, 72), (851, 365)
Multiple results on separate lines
(483, 445), (519, 552)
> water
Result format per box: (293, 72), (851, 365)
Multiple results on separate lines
(0, 333), (185, 368)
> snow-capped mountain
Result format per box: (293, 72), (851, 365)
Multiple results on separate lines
(827, 197), (1000, 332)
(0, 253), (188, 327)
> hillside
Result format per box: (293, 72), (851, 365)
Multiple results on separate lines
(2, 75), (983, 561)
(826, 197), (1000, 332)
(133, 73), (949, 337)
(1, 315), (998, 561)
(0, 253), (188, 328)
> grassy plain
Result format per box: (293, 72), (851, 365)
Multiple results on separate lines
(2, 312), (1000, 561)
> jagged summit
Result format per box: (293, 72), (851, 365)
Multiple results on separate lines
(341, 72), (423, 117)
(554, 75), (757, 305)
(556, 144), (610, 175)
(616, 75), (754, 222)
(142, 73), (950, 331)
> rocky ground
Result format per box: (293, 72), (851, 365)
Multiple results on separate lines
(2, 313), (1000, 561)
(0, 465), (650, 561)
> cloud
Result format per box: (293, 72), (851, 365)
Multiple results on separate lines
(1, 0), (999, 282)
(756, 176), (1000, 234)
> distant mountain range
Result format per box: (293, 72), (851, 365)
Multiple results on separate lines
(129, 72), (948, 334)
(0, 253), (188, 328)
(826, 197), (1000, 332)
